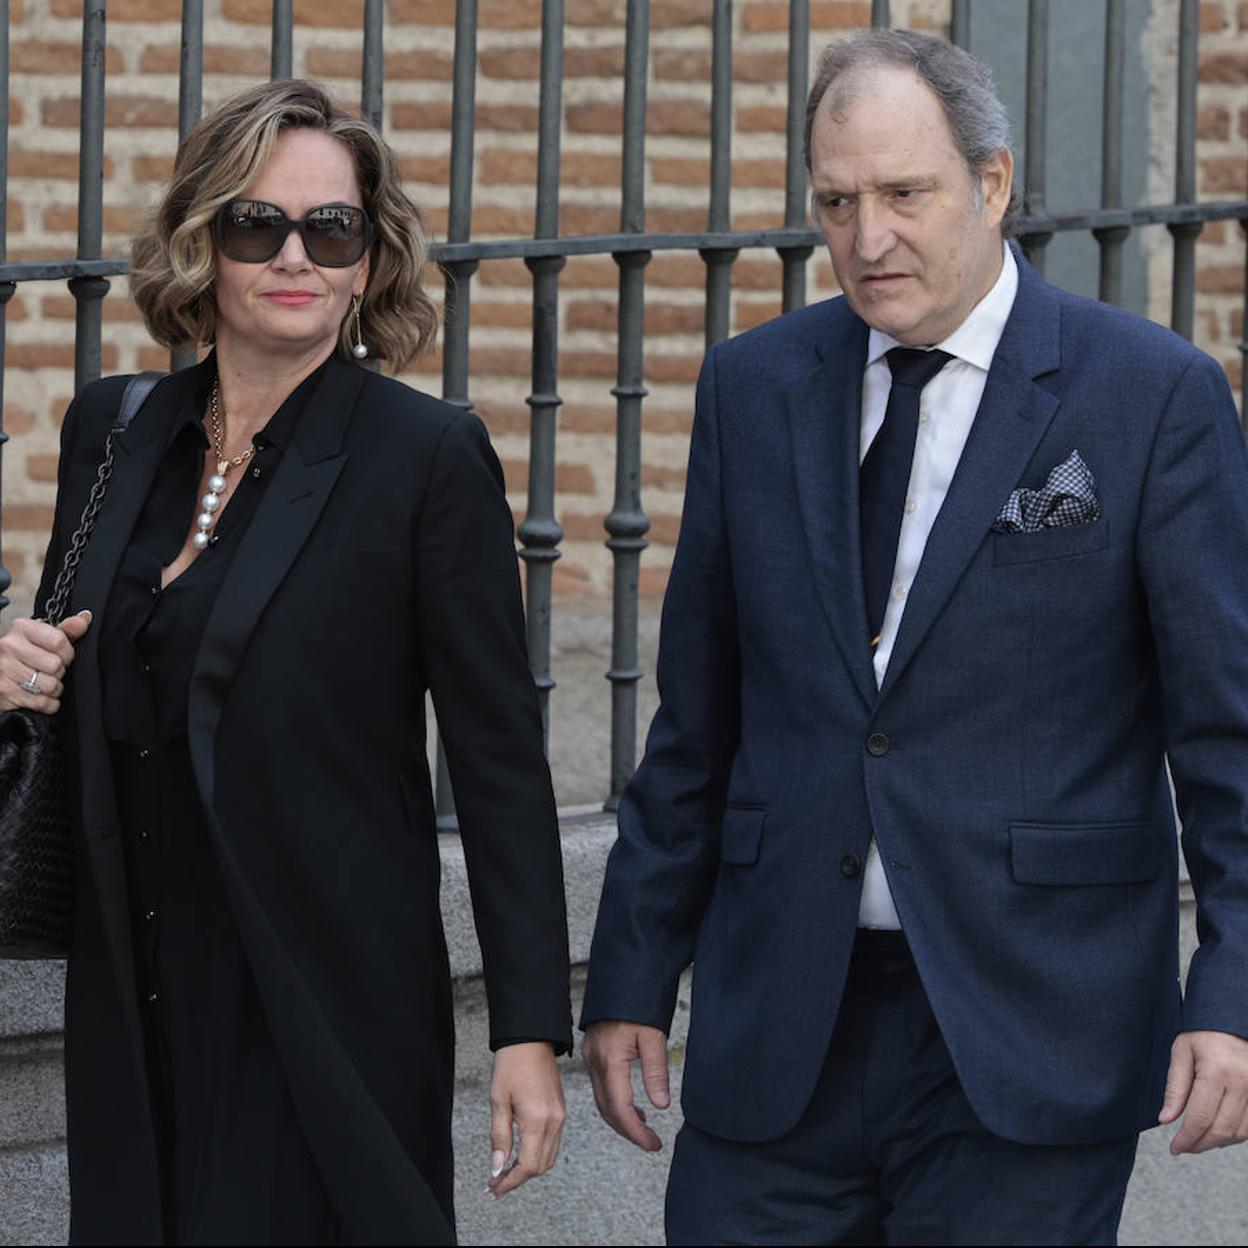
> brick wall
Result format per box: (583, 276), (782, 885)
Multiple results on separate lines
(1, 0), (1244, 612)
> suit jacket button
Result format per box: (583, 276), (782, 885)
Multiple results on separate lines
(866, 732), (890, 757)
(841, 854), (862, 878)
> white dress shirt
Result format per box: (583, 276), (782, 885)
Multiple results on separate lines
(856, 244), (1019, 929)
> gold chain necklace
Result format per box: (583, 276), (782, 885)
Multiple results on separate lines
(194, 378), (258, 550)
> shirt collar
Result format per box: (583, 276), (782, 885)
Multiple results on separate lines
(865, 242), (1019, 371)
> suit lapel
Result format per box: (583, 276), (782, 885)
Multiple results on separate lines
(787, 306), (877, 709)
(878, 256), (1064, 701)
(187, 358), (366, 808)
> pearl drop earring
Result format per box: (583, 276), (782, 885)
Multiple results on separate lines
(351, 294), (368, 360)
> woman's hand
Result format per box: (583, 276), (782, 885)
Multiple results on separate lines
(0, 611), (92, 716)
(486, 1041), (567, 1199)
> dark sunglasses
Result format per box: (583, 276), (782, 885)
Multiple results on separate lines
(213, 199), (373, 267)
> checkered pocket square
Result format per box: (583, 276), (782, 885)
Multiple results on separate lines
(992, 450), (1100, 534)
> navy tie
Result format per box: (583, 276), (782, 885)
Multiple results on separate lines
(861, 347), (952, 647)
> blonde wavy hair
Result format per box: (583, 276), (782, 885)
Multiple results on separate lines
(131, 79), (437, 370)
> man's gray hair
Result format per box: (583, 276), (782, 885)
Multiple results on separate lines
(804, 29), (1021, 237)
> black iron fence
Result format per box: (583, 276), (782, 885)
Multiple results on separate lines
(0, 0), (1245, 817)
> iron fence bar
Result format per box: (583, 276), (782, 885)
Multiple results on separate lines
(520, 0), (568, 744)
(1095, 0), (1128, 306)
(71, 0), (109, 396)
(950, 0), (970, 48)
(271, 0), (293, 80)
(702, 0), (736, 349)
(435, 0), (480, 823)
(171, 0), (204, 372)
(779, 0), (811, 312)
(1169, 0), (1199, 340)
(605, 0), (651, 811)
(0, 0), (12, 614)
(362, 0), (384, 132)
(1023, 0), (1052, 274)
(871, 0), (890, 26)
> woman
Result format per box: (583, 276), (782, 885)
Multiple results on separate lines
(0, 79), (571, 1244)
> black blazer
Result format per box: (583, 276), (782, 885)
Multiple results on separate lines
(37, 355), (572, 1245)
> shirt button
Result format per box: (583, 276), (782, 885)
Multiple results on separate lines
(150, 585), (159, 596)
(141, 662), (151, 674)
(918, 413), (929, 426)
(138, 748), (150, 760)
(893, 584), (907, 600)
(144, 909), (157, 923)
(147, 991), (159, 1004)
(138, 829), (150, 842)
(840, 854), (862, 878)
(867, 732), (890, 757)
(905, 499), (917, 515)
(209, 534), (220, 547)
(251, 466), (263, 480)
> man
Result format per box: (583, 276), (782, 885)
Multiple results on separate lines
(580, 28), (1248, 1246)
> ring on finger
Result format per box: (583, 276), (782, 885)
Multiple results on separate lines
(18, 670), (41, 695)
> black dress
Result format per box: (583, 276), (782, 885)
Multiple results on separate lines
(99, 364), (340, 1245)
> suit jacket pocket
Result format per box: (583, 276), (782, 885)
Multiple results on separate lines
(992, 517), (1109, 566)
(721, 806), (766, 866)
(1009, 820), (1165, 885)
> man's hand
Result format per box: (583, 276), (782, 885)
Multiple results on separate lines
(486, 1042), (566, 1198)
(582, 1020), (670, 1152)
(1159, 1029), (1248, 1154)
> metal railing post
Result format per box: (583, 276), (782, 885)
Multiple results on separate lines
(171, 0), (204, 372)
(1095, 0), (1129, 305)
(435, 0), (480, 824)
(605, 0), (652, 810)
(0, 0), (12, 615)
(520, 0), (568, 744)
(1023, 0), (1053, 273)
(271, 0), (294, 80)
(1169, 0), (1200, 340)
(362, 0), (385, 132)
(780, 0), (812, 313)
(71, 0), (110, 395)
(701, 0), (737, 348)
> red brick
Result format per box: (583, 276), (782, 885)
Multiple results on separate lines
(1240, 105), (1248, 138)
(4, 405), (35, 436)
(1196, 264), (1245, 294)
(140, 43), (270, 75)
(10, 0), (24, 19)
(42, 204), (142, 235)
(1200, 0), (1229, 31)
(3, 504), (56, 532)
(566, 0), (711, 26)
(1200, 155), (1248, 194)
(646, 354), (702, 384)
(471, 204), (537, 236)
(645, 207), (709, 231)
(401, 154), (452, 183)
(560, 513), (606, 541)
(7, 343), (119, 371)
(1197, 104), (1231, 140)
(561, 256), (620, 288)
(567, 99), (710, 137)
(304, 47), (453, 80)
(567, 47), (627, 77)
(501, 459), (596, 493)
(1223, 356), (1242, 393)
(1199, 51), (1248, 84)
(561, 204), (624, 234)
(133, 154), (175, 183)
(654, 48), (789, 84)
(474, 400), (531, 436)
(734, 299), (784, 331)
(560, 404), (692, 436)
(42, 95), (178, 129)
(733, 209), (790, 230)
(642, 464), (686, 489)
(6, 202), (23, 234)
(137, 346), (173, 372)
(8, 151), (114, 180)
(5, 294), (28, 320)
(11, 40), (123, 73)
(42, 294), (145, 323)
(1240, 0), (1248, 29)
(567, 300), (704, 334)
(643, 513), (683, 545)
(744, 0), (869, 32)
(9, 98), (22, 126)
(1232, 307), (1244, 339)
(470, 302), (534, 329)
(638, 565), (671, 600)
(25, 455), (60, 484)
(551, 560), (593, 596)
(737, 104), (788, 132)
(51, 0), (180, 15)
(560, 350), (618, 379)
(391, 102), (454, 130)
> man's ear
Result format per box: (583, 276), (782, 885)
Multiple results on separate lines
(979, 148), (1014, 230)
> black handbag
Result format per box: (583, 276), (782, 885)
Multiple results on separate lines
(0, 372), (164, 959)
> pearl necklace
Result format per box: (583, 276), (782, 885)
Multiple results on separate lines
(195, 378), (258, 550)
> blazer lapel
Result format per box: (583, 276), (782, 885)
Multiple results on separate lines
(787, 306), (877, 709)
(187, 358), (366, 809)
(878, 257), (1063, 702)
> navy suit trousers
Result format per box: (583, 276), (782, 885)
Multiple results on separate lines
(665, 933), (1139, 1246)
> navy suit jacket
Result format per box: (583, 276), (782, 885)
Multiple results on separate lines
(581, 252), (1248, 1147)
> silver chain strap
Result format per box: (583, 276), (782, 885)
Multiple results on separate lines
(42, 431), (119, 627)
